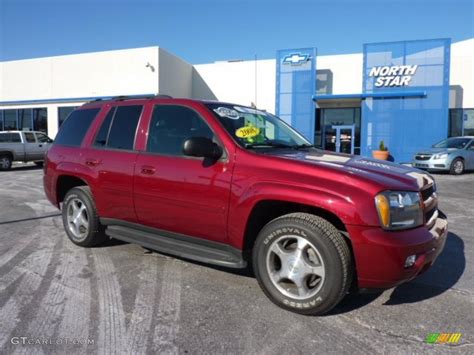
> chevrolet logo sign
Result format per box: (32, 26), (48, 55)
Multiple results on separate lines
(282, 53), (310, 65)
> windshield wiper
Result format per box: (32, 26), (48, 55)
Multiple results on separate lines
(293, 144), (314, 149)
(245, 142), (294, 149)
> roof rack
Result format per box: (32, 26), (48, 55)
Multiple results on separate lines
(88, 94), (173, 103)
(113, 94), (173, 101)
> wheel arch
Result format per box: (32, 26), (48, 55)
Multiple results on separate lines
(56, 175), (89, 205)
(242, 199), (350, 252)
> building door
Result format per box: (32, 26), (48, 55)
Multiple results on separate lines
(330, 125), (355, 154)
(318, 107), (360, 154)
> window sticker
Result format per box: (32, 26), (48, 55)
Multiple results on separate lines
(213, 107), (241, 120)
(233, 106), (266, 116)
(236, 126), (260, 139)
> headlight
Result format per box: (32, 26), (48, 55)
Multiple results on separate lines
(375, 191), (423, 230)
(432, 153), (448, 160)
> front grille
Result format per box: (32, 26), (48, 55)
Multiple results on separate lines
(421, 184), (438, 229)
(415, 154), (432, 161)
(421, 185), (435, 201)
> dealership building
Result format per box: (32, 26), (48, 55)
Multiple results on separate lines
(0, 37), (472, 162)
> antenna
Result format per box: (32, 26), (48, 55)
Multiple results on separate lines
(254, 54), (258, 108)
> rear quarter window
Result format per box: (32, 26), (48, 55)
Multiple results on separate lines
(54, 108), (100, 147)
(0, 133), (22, 143)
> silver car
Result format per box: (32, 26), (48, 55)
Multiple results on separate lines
(0, 131), (53, 171)
(412, 136), (474, 175)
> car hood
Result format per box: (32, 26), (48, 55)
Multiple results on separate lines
(416, 147), (458, 155)
(261, 149), (433, 191)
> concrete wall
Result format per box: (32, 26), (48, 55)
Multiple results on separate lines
(317, 53), (363, 95)
(0, 47), (159, 102)
(0, 39), (472, 139)
(450, 39), (474, 108)
(158, 48), (192, 98)
(194, 59), (276, 113)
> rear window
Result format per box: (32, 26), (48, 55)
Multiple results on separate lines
(54, 108), (100, 147)
(0, 133), (22, 143)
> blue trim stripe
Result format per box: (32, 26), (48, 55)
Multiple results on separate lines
(0, 93), (156, 106)
(312, 91), (427, 101)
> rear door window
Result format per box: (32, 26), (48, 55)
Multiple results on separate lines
(54, 108), (100, 147)
(93, 108), (116, 147)
(24, 132), (36, 143)
(104, 105), (142, 150)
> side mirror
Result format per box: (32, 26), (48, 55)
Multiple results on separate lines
(183, 137), (223, 160)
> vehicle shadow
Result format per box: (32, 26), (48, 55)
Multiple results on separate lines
(135, 246), (255, 278)
(384, 231), (465, 305)
(327, 231), (465, 314)
(6, 164), (43, 172)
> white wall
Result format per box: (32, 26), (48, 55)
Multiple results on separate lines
(0, 39), (472, 139)
(1, 47), (159, 102)
(194, 59), (276, 113)
(450, 39), (474, 108)
(193, 53), (363, 113)
(317, 53), (363, 95)
(158, 48), (193, 98)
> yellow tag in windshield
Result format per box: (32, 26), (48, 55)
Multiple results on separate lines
(236, 126), (260, 139)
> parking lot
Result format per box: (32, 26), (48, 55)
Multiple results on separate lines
(0, 164), (473, 354)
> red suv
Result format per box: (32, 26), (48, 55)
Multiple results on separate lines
(43, 95), (448, 315)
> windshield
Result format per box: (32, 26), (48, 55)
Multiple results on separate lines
(432, 137), (471, 149)
(205, 103), (311, 148)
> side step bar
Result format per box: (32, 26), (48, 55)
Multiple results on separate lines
(101, 219), (247, 269)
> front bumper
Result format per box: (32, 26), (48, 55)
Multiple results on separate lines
(347, 212), (448, 290)
(412, 157), (450, 171)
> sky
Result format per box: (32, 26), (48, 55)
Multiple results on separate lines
(0, 0), (473, 64)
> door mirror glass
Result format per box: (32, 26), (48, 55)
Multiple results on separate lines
(183, 137), (223, 160)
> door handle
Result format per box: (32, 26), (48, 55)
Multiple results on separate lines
(85, 158), (100, 167)
(140, 165), (155, 175)
(38, 144), (43, 148)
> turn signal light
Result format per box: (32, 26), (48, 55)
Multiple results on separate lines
(375, 194), (390, 228)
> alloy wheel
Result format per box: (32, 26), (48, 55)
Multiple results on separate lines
(66, 198), (89, 241)
(266, 235), (325, 300)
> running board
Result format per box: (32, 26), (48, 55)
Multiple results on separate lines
(101, 219), (246, 269)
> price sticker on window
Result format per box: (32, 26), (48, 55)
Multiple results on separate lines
(236, 126), (260, 138)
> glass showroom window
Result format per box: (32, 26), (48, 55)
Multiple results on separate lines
(4, 110), (17, 130)
(18, 109), (33, 131)
(449, 109), (463, 137)
(449, 108), (474, 136)
(33, 108), (48, 134)
(58, 107), (78, 128)
(463, 109), (474, 136)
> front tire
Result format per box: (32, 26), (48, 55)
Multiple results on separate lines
(253, 213), (352, 315)
(62, 186), (107, 247)
(450, 158), (464, 175)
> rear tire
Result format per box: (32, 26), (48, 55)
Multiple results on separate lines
(252, 212), (352, 315)
(34, 161), (44, 167)
(62, 186), (107, 247)
(450, 158), (464, 175)
(0, 155), (12, 171)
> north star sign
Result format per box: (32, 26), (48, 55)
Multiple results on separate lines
(369, 65), (418, 87)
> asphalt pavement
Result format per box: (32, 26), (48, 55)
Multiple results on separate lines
(0, 164), (473, 354)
